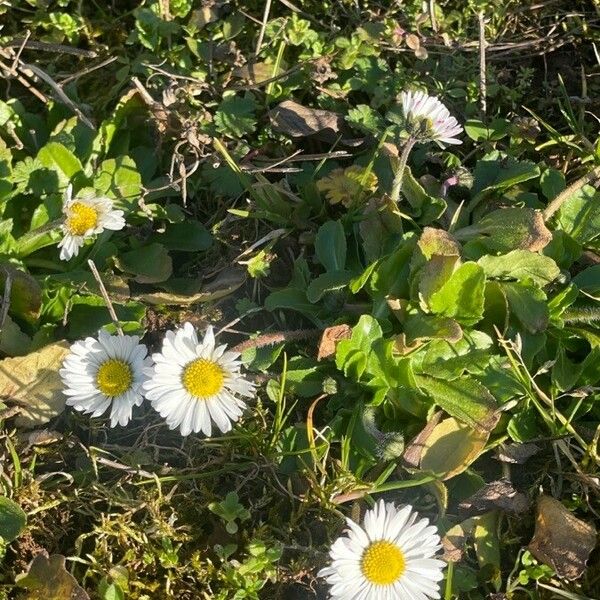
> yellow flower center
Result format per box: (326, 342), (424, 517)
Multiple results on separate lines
(182, 358), (225, 398)
(66, 202), (98, 235)
(96, 359), (133, 397)
(361, 541), (405, 586)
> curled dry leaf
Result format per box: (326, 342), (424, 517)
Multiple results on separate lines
(15, 552), (90, 600)
(495, 442), (540, 464)
(0, 341), (71, 429)
(441, 517), (476, 562)
(458, 479), (529, 515)
(317, 324), (352, 360)
(405, 33), (421, 50)
(403, 411), (443, 469)
(269, 100), (362, 146)
(528, 495), (597, 580)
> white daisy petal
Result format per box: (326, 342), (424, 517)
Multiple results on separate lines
(143, 322), (256, 437)
(61, 330), (150, 426)
(58, 187), (126, 261)
(400, 89), (463, 147)
(320, 502), (445, 600)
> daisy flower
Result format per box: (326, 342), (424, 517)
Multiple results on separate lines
(400, 90), (463, 147)
(319, 500), (445, 600)
(143, 322), (255, 437)
(58, 185), (125, 261)
(60, 330), (152, 427)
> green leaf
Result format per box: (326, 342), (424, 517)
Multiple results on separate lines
(419, 417), (491, 480)
(115, 243), (173, 283)
(306, 270), (353, 303)
(540, 168), (565, 200)
(37, 141), (83, 186)
(464, 118), (509, 142)
(428, 262), (485, 326)
(264, 288), (321, 321)
(67, 295), (146, 339)
(0, 496), (27, 542)
(556, 184), (600, 243)
(346, 104), (384, 134)
(0, 315), (32, 356)
(214, 94), (257, 138)
(315, 220), (346, 272)
(573, 264), (600, 294)
(152, 221), (212, 252)
(401, 167), (446, 224)
(502, 281), (549, 333)
(455, 208), (551, 253)
(415, 375), (499, 432)
(478, 250), (560, 287)
(95, 156), (142, 209)
(552, 345), (582, 393)
(336, 315), (383, 373)
(472, 154), (540, 199)
(0, 264), (42, 322)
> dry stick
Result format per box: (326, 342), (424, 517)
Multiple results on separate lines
(20, 61), (95, 129)
(87, 259), (124, 336)
(543, 164), (600, 221)
(478, 11), (487, 116)
(0, 56), (48, 104)
(230, 329), (321, 354)
(255, 0), (273, 57)
(429, 0), (438, 32)
(59, 56), (118, 85)
(0, 272), (12, 332)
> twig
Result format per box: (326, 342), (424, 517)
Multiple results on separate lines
(19, 60), (95, 129)
(255, 0), (273, 57)
(2, 38), (97, 57)
(543, 164), (600, 221)
(0, 56), (48, 104)
(478, 11), (487, 116)
(87, 259), (124, 336)
(93, 455), (155, 479)
(429, 0), (438, 32)
(231, 329), (321, 354)
(10, 30), (30, 72)
(0, 271), (13, 332)
(59, 56), (118, 85)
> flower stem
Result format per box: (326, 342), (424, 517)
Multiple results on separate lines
(390, 137), (416, 203)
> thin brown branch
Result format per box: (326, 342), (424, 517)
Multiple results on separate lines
(87, 260), (124, 336)
(543, 164), (600, 221)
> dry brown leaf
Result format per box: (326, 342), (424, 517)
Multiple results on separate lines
(0, 341), (70, 429)
(402, 411), (443, 469)
(458, 480), (529, 515)
(405, 33), (421, 50)
(233, 62), (282, 84)
(269, 100), (362, 146)
(528, 495), (597, 580)
(15, 552), (90, 599)
(269, 100), (344, 138)
(495, 442), (539, 464)
(317, 324), (351, 360)
(442, 517), (476, 562)
(414, 46), (429, 60)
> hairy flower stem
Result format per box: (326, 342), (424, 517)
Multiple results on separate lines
(390, 137), (417, 203)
